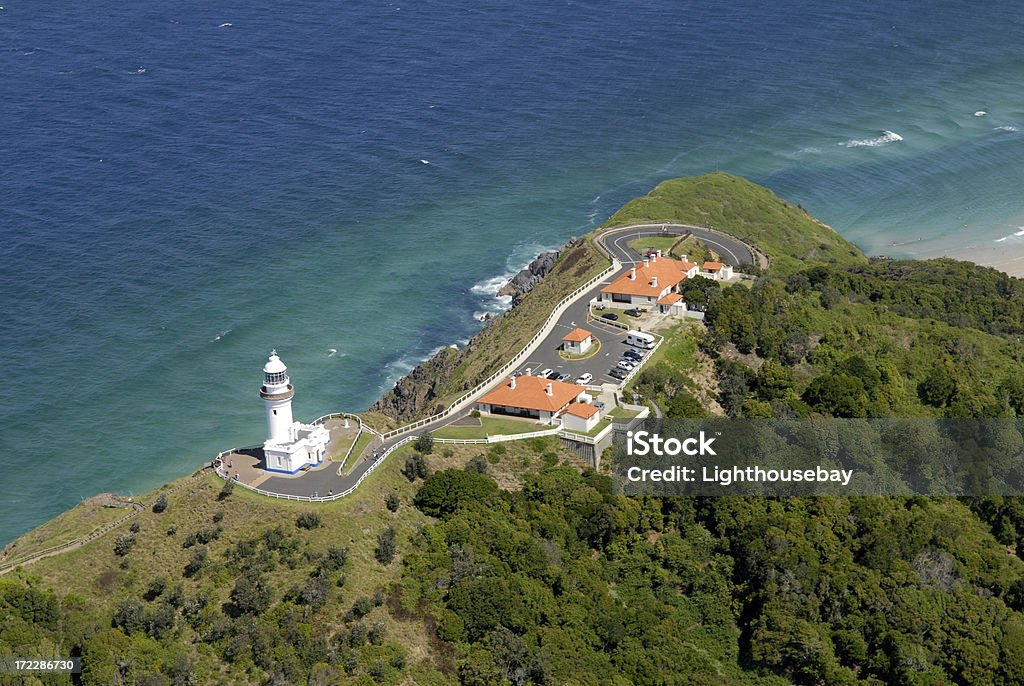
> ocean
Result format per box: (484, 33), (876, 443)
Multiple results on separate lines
(2, 0), (1022, 545)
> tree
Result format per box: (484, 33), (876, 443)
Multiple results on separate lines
(803, 373), (869, 417)
(231, 573), (273, 615)
(218, 479), (234, 501)
(917, 362), (957, 408)
(385, 493), (400, 512)
(414, 470), (499, 519)
(152, 494), (168, 513)
(414, 433), (435, 454)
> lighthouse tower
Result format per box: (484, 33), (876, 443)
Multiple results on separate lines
(261, 350), (295, 444)
(259, 350), (330, 474)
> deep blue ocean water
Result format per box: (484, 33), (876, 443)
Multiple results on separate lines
(2, 0), (1023, 545)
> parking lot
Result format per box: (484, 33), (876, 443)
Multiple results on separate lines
(513, 315), (650, 386)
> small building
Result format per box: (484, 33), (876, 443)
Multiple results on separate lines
(560, 401), (602, 433)
(700, 261), (734, 281)
(656, 292), (686, 316)
(476, 374), (586, 424)
(260, 351), (330, 473)
(562, 327), (595, 354)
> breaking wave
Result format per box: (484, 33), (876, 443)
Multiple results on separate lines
(839, 130), (904, 148)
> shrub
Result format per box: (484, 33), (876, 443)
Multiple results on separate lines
(296, 512), (322, 530)
(114, 534), (136, 557)
(375, 527), (397, 565)
(465, 455), (489, 474)
(183, 547), (208, 578)
(385, 493), (400, 512)
(369, 621), (388, 645)
(322, 546), (348, 571)
(212, 510), (224, 523)
(129, 521), (141, 534)
(166, 524), (177, 536)
(231, 573), (273, 615)
(217, 479), (234, 501)
(348, 622), (368, 647)
(144, 576), (167, 601)
(402, 453), (429, 482)
(152, 494), (168, 513)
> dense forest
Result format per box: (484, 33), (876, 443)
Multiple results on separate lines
(4, 176), (1024, 685)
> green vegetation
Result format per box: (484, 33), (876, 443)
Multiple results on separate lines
(6, 175), (1024, 685)
(399, 466), (1024, 685)
(606, 172), (866, 273)
(432, 416), (544, 440)
(628, 234), (715, 263)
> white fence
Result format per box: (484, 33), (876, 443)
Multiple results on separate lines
(217, 435), (418, 503)
(431, 425), (562, 445)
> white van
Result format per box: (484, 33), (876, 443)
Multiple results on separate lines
(625, 331), (656, 349)
(576, 372), (593, 385)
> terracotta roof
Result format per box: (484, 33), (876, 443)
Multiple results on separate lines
(657, 292), (682, 305)
(478, 375), (584, 413)
(703, 261), (725, 271)
(600, 257), (690, 298)
(562, 327), (593, 343)
(564, 402), (600, 419)
(680, 261), (698, 271)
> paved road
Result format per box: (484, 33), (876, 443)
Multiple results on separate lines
(256, 223), (756, 499)
(601, 224), (756, 266)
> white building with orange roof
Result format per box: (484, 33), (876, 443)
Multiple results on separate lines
(476, 374), (587, 424)
(656, 291), (686, 316)
(700, 261), (734, 280)
(562, 327), (595, 355)
(598, 252), (697, 307)
(560, 401), (603, 433)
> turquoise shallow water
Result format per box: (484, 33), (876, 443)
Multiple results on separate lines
(2, 0), (1023, 545)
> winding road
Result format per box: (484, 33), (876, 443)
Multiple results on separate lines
(254, 223), (758, 499)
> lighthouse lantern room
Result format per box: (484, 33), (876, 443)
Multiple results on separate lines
(260, 350), (330, 473)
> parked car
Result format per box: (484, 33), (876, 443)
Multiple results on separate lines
(555, 372), (571, 382)
(538, 368), (553, 379)
(609, 368), (627, 380)
(617, 359), (635, 371)
(546, 370), (562, 380)
(601, 312), (619, 321)
(624, 308), (641, 317)
(623, 349), (644, 361)
(576, 372), (594, 385)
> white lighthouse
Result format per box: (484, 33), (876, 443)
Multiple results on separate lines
(260, 350), (330, 473)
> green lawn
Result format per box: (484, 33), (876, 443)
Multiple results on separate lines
(608, 406), (642, 420)
(338, 431), (376, 473)
(432, 416), (544, 440)
(604, 172), (866, 274)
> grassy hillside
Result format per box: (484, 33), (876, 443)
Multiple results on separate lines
(6, 176), (1024, 685)
(605, 172), (867, 273)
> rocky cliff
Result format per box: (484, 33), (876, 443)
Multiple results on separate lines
(371, 240), (578, 421)
(497, 249), (560, 306)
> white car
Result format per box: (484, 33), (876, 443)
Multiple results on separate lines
(538, 368), (554, 378)
(576, 372), (593, 385)
(617, 360), (636, 371)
